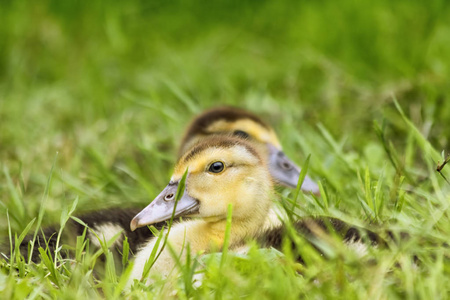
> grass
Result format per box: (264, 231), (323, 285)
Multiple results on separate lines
(1, 0), (450, 298)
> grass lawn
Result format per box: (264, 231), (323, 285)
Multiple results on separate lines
(1, 0), (450, 298)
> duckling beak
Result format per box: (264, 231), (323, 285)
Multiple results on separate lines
(130, 182), (199, 231)
(267, 144), (320, 195)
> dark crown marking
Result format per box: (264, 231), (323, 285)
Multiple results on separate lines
(181, 107), (269, 151)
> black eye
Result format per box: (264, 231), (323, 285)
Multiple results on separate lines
(209, 161), (224, 173)
(233, 130), (250, 139)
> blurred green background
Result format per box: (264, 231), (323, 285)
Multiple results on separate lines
(1, 0), (450, 232)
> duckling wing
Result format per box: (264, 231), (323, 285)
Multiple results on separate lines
(257, 217), (385, 263)
(3, 208), (169, 264)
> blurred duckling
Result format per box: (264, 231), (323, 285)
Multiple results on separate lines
(179, 107), (320, 194)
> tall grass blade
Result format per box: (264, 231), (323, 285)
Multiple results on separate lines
(28, 153), (58, 264)
(3, 166), (26, 224)
(290, 154), (310, 218)
(220, 204), (233, 269)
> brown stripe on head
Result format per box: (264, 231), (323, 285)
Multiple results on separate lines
(180, 135), (261, 166)
(180, 107), (269, 149)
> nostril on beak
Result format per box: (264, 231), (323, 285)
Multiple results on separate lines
(164, 193), (174, 201)
(281, 162), (292, 170)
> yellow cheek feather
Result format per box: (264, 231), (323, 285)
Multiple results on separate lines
(205, 119), (282, 149)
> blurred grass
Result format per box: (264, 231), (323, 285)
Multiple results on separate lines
(1, 0), (450, 298)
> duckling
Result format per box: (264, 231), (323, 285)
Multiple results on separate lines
(128, 135), (385, 285)
(128, 135), (274, 284)
(179, 107), (320, 194)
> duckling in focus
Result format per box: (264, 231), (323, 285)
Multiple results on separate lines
(129, 135), (274, 283)
(179, 107), (320, 194)
(128, 135), (384, 285)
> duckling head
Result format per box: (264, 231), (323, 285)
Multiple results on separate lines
(131, 136), (273, 231)
(179, 107), (319, 194)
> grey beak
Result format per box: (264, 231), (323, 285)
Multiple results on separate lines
(267, 143), (320, 195)
(130, 182), (199, 231)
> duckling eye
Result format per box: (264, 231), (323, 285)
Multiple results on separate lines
(233, 130), (249, 139)
(208, 161), (224, 173)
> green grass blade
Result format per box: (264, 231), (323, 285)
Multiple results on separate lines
(220, 204), (233, 269)
(3, 166), (26, 224)
(290, 154), (311, 218)
(28, 153), (58, 264)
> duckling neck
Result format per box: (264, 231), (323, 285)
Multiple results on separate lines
(129, 206), (269, 285)
(207, 214), (268, 247)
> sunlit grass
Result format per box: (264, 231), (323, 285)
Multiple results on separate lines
(1, 0), (450, 298)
